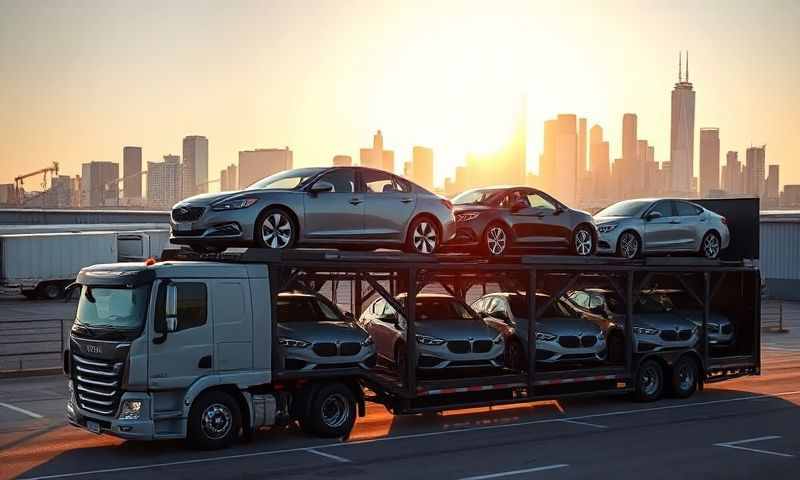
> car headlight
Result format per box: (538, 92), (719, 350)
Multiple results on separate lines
(416, 334), (446, 346)
(536, 332), (557, 342)
(211, 198), (258, 211)
(278, 337), (310, 348)
(119, 400), (144, 420)
(633, 327), (659, 335)
(361, 335), (374, 346)
(456, 212), (480, 222)
(597, 224), (618, 233)
(492, 332), (504, 344)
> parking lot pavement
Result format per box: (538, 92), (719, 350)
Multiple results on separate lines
(1, 341), (800, 480)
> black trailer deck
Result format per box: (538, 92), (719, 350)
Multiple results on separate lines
(162, 248), (761, 413)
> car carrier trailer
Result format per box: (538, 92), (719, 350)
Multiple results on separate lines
(64, 248), (761, 449)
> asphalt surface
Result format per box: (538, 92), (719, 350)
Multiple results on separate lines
(1, 331), (799, 480)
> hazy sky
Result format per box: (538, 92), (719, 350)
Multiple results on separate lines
(1, 0), (798, 190)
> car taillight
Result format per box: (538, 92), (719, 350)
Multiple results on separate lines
(441, 199), (453, 210)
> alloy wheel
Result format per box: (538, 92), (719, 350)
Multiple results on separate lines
(640, 364), (660, 397)
(703, 234), (720, 259)
(200, 403), (233, 440)
(487, 226), (507, 255)
(574, 229), (593, 256)
(413, 222), (437, 254)
(678, 363), (695, 391)
(321, 393), (350, 429)
(619, 232), (639, 259)
(262, 212), (292, 249)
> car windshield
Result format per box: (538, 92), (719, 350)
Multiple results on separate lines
(452, 189), (503, 206)
(508, 295), (574, 318)
(412, 297), (478, 321)
(596, 199), (652, 218)
(636, 293), (674, 313)
(247, 168), (324, 190)
(75, 285), (150, 330)
(276, 295), (344, 322)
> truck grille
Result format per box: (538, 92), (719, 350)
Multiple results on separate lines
(171, 206), (205, 222)
(72, 353), (123, 416)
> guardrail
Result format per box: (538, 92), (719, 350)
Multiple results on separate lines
(762, 297), (787, 333)
(0, 319), (69, 374)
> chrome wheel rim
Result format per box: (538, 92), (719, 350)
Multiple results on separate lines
(321, 393), (349, 429)
(678, 363), (695, 391)
(640, 365), (659, 397)
(262, 212), (292, 249)
(620, 232), (639, 259)
(201, 403), (233, 440)
(413, 222), (437, 254)
(575, 229), (593, 256)
(703, 234), (719, 259)
(487, 227), (507, 255)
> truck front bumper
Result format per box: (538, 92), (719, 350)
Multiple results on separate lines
(66, 380), (156, 440)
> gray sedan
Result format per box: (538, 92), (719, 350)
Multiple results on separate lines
(359, 293), (505, 371)
(276, 292), (377, 371)
(594, 198), (730, 259)
(170, 167), (456, 254)
(471, 292), (607, 368)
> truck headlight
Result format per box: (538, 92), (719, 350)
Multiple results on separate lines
(211, 198), (258, 211)
(415, 334), (446, 346)
(597, 224), (617, 233)
(278, 337), (310, 348)
(119, 400), (143, 420)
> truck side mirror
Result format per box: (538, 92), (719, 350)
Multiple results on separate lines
(165, 284), (178, 332)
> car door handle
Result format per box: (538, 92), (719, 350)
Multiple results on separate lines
(400, 198), (413, 203)
(350, 198), (362, 205)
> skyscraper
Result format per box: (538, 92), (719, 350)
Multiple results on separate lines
(724, 151), (741, 194)
(220, 164), (238, 191)
(332, 155), (352, 167)
(541, 119), (557, 191)
(622, 113), (639, 195)
(412, 146), (434, 190)
(589, 124), (610, 199)
(699, 128), (720, 197)
(766, 165), (780, 207)
(122, 146), (142, 199)
(554, 114), (577, 204)
(360, 130), (394, 171)
(745, 145), (766, 197)
(578, 118), (587, 174)
(147, 155), (182, 209)
(238, 147), (293, 189)
(670, 52), (696, 195)
(80, 161), (119, 207)
(182, 136), (208, 197)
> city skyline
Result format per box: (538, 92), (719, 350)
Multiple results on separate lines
(1, 1), (798, 191)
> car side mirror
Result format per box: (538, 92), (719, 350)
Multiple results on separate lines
(510, 201), (527, 213)
(645, 211), (662, 221)
(310, 181), (334, 195)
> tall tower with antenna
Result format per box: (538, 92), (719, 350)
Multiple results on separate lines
(670, 51), (696, 195)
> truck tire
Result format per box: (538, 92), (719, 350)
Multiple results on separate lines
(634, 359), (664, 402)
(38, 282), (64, 300)
(301, 383), (356, 438)
(670, 356), (699, 398)
(187, 391), (242, 450)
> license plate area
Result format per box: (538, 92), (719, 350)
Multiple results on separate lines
(86, 420), (101, 434)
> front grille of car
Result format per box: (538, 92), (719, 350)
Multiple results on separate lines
(171, 206), (205, 222)
(660, 329), (693, 342)
(472, 340), (493, 353)
(72, 353), (123, 417)
(447, 341), (470, 354)
(581, 336), (598, 347)
(312, 342), (361, 357)
(558, 336), (580, 348)
(560, 353), (597, 361)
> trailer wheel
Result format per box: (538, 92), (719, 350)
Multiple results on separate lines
(38, 282), (64, 300)
(187, 391), (242, 450)
(670, 356), (699, 398)
(303, 383), (356, 438)
(634, 359), (664, 402)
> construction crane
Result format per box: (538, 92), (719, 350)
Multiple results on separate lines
(14, 162), (59, 204)
(103, 170), (148, 192)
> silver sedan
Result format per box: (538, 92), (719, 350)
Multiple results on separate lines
(594, 198), (730, 259)
(170, 167), (456, 254)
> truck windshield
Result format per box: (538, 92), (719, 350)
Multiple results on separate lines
(75, 285), (150, 330)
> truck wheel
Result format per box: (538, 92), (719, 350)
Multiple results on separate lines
(38, 282), (64, 300)
(634, 359), (664, 402)
(303, 383), (356, 438)
(670, 356), (699, 398)
(188, 391), (242, 450)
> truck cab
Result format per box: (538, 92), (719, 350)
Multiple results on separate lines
(65, 260), (362, 449)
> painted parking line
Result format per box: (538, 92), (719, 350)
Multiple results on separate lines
(304, 448), (351, 463)
(458, 464), (569, 480)
(18, 390), (800, 480)
(557, 419), (607, 429)
(713, 435), (795, 458)
(0, 402), (43, 419)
